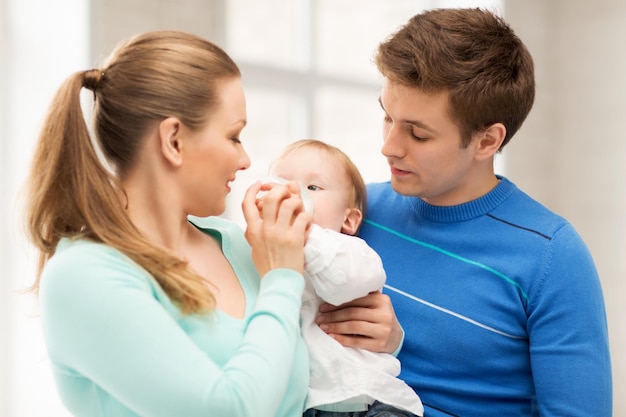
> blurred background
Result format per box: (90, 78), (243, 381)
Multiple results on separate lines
(1, 0), (624, 416)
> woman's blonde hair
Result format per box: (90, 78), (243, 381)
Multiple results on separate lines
(24, 31), (240, 314)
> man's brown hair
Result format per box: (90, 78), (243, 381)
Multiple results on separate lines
(376, 8), (535, 149)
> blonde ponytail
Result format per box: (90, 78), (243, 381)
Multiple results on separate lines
(24, 32), (240, 314)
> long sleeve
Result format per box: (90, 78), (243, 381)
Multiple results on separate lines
(304, 224), (385, 306)
(527, 223), (612, 417)
(300, 225), (422, 415)
(360, 179), (612, 417)
(40, 231), (308, 417)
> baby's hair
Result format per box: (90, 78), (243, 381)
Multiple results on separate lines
(275, 139), (366, 214)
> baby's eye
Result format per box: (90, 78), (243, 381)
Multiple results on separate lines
(307, 184), (321, 191)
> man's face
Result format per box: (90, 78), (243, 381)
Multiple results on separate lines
(379, 79), (485, 206)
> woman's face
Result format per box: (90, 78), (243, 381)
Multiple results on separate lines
(180, 77), (250, 217)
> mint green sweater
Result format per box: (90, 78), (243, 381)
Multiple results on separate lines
(39, 216), (309, 417)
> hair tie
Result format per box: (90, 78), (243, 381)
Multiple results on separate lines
(83, 69), (105, 99)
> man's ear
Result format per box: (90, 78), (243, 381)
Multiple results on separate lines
(159, 117), (184, 167)
(474, 122), (506, 161)
(340, 208), (363, 236)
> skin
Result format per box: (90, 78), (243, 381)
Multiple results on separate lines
(379, 80), (503, 205)
(317, 79), (506, 353)
(271, 145), (398, 352)
(122, 77), (310, 318)
(269, 146), (361, 235)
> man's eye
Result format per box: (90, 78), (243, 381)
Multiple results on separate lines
(411, 133), (429, 141)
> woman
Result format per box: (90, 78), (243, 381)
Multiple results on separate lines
(24, 30), (310, 417)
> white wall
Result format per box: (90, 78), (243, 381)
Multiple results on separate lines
(0, 0), (10, 412)
(1, 1), (88, 416)
(506, 1), (625, 413)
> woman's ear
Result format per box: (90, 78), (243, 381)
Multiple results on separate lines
(340, 208), (363, 236)
(159, 117), (184, 167)
(474, 122), (506, 161)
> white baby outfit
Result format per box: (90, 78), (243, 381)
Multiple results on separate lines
(301, 224), (423, 415)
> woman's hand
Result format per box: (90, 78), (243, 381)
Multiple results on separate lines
(315, 291), (403, 354)
(242, 180), (311, 278)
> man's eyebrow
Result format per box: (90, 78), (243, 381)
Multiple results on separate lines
(377, 96), (438, 134)
(405, 118), (437, 134)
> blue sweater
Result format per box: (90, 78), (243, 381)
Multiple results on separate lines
(359, 177), (611, 417)
(39, 216), (308, 417)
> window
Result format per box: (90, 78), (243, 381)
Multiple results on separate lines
(221, 0), (504, 225)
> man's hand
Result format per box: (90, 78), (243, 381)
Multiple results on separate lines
(315, 291), (403, 354)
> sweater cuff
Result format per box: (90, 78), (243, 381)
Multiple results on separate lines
(391, 326), (405, 357)
(260, 268), (305, 296)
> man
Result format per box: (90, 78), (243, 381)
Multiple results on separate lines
(316, 8), (612, 417)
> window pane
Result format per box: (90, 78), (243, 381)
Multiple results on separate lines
(315, 0), (431, 82)
(314, 87), (389, 184)
(224, 87), (307, 225)
(226, 0), (308, 69)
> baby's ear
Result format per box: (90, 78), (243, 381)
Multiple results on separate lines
(340, 208), (363, 236)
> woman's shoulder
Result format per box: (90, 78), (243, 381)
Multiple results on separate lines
(41, 238), (155, 300)
(49, 237), (142, 267)
(47, 237), (135, 270)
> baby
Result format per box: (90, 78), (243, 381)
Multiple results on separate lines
(265, 139), (423, 417)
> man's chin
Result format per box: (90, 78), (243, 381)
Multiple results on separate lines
(390, 178), (418, 197)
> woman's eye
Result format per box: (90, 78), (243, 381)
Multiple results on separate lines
(231, 137), (241, 144)
(307, 184), (320, 191)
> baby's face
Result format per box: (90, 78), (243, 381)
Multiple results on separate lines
(270, 147), (353, 233)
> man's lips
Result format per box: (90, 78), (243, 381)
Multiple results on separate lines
(390, 166), (411, 176)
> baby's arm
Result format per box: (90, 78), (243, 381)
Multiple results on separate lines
(304, 224), (385, 306)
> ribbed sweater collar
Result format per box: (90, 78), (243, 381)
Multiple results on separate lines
(410, 176), (517, 223)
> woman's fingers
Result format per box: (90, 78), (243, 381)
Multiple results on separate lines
(242, 180), (264, 224)
(242, 180), (311, 277)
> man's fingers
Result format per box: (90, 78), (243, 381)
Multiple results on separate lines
(327, 333), (380, 351)
(318, 291), (384, 313)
